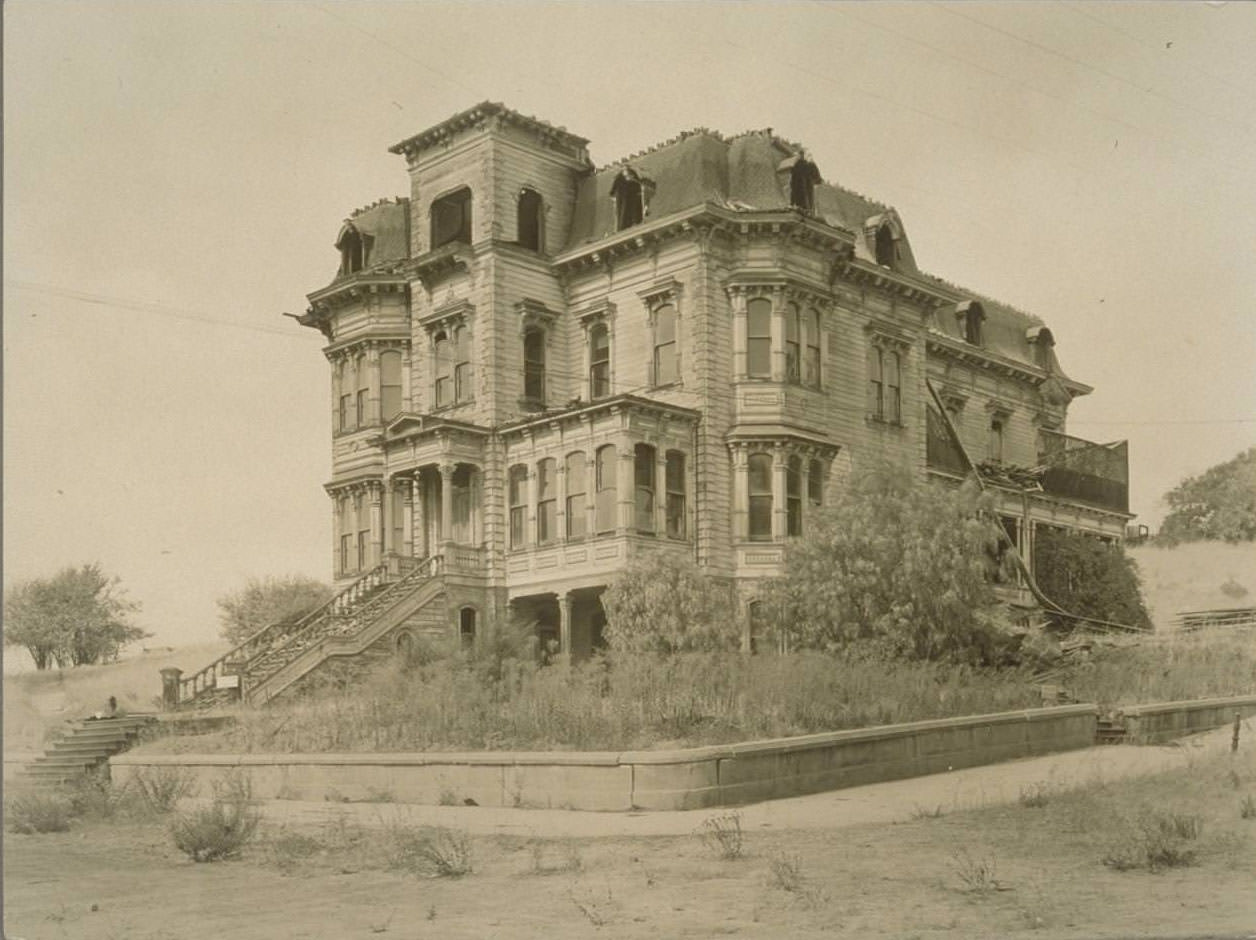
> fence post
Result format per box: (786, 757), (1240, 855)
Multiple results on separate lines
(1233, 712), (1242, 753)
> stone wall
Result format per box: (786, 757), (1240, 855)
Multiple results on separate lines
(1118, 695), (1256, 745)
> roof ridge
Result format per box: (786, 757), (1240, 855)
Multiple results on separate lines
(596, 126), (728, 172)
(348, 196), (408, 219)
(918, 272), (1045, 323)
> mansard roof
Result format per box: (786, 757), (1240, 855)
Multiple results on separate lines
(339, 198), (410, 268)
(389, 101), (590, 162)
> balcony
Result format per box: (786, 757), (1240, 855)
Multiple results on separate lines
(1037, 430), (1129, 515)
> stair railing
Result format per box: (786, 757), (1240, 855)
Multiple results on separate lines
(178, 561), (404, 705)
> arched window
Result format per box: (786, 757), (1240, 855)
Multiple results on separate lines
(611, 169), (644, 230)
(589, 323), (610, 399)
(786, 456), (803, 537)
(565, 452), (587, 539)
(785, 303), (801, 383)
(523, 327), (546, 407)
(433, 331), (452, 408)
(508, 464), (528, 550)
(459, 607), (477, 649)
(746, 298), (772, 378)
(789, 157), (819, 213)
(453, 326), (471, 404)
(805, 309), (822, 388)
(380, 349), (402, 420)
(431, 187), (472, 248)
(338, 226), (364, 275)
(748, 452), (773, 541)
(634, 444), (656, 533)
(595, 444), (617, 534)
(875, 223), (896, 267)
(517, 188), (544, 251)
(665, 451), (686, 539)
(652, 304), (677, 386)
(537, 458), (557, 545)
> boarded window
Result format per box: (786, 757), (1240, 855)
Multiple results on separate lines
(595, 444), (617, 534)
(746, 298), (772, 378)
(566, 452), (587, 539)
(537, 458), (557, 545)
(431, 187), (472, 248)
(748, 452), (773, 541)
(666, 451), (686, 539)
(634, 444), (656, 533)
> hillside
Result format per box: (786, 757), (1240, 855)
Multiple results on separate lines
(1128, 541), (1256, 631)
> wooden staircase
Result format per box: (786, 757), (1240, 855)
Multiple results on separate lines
(21, 715), (158, 784)
(178, 556), (444, 710)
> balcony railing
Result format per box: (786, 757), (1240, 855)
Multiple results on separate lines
(1037, 430), (1129, 514)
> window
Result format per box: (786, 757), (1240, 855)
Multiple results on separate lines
(517, 188), (544, 251)
(339, 392), (352, 433)
(748, 452), (773, 541)
(453, 326), (471, 404)
(340, 533), (352, 575)
(523, 327), (546, 406)
(380, 350), (402, 420)
(357, 530), (369, 571)
(433, 331), (452, 408)
(789, 157), (819, 213)
(452, 465), (473, 543)
(868, 346), (884, 420)
(566, 452), (587, 539)
(868, 346), (901, 423)
(746, 298), (772, 378)
(537, 458), (557, 545)
(666, 451), (686, 539)
(875, 223), (895, 267)
(355, 354), (369, 426)
(785, 303), (801, 383)
(459, 607), (476, 649)
(431, 187), (471, 248)
(805, 309), (822, 387)
(652, 303), (677, 386)
(337, 225), (369, 276)
(808, 459), (824, 512)
(508, 464), (528, 550)
(885, 350), (901, 423)
(391, 488), (405, 554)
(959, 301), (985, 346)
(786, 456), (802, 537)
(595, 444), (617, 534)
(611, 169), (644, 230)
(589, 323), (610, 399)
(1028, 326), (1055, 371)
(634, 444), (656, 533)
(989, 415), (1005, 463)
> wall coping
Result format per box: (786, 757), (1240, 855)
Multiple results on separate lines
(1118, 694), (1256, 718)
(114, 703), (1098, 769)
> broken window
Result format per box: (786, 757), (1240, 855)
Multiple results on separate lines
(566, 452), (587, 539)
(523, 327), (546, 407)
(589, 323), (611, 399)
(509, 464), (528, 550)
(634, 444), (656, 534)
(652, 303), (677, 386)
(666, 450), (686, 539)
(748, 452), (773, 542)
(517, 188), (544, 251)
(431, 187), (472, 249)
(537, 458), (557, 545)
(746, 298), (772, 378)
(875, 223), (896, 267)
(595, 444), (617, 534)
(611, 169), (644, 230)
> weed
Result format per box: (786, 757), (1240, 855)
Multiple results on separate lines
(131, 766), (199, 813)
(1102, 809), (1203, 873)
(528, 838), (583, 875)
(910, 803), (946, 819)
(768, 851), (806, 893)
(951, 848), (1003, 894)
(697, 811), (744, 860)
(1240, 794), (1256, 819)
(384, 823), (472, 878)
(170, 773), (260, 862)
(5, 790), (75, 833)
(426, 904), (437, 921)
(1018, 782), (1052, 809)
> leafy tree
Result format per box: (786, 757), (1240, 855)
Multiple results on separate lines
(3, 564), (148, 669)
(1033, 529), (1151, 630)
(759, 464), (1011, 664)
(602, 553), (740, 654)
(1158, 447), (1256, 545)
(216, 575), (334, 646)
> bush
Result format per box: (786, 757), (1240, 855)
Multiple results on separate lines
(1102, 809), (1203, 872)
(1033, 528), (1151, 630)
(5, 790), (74, 834)
(602, 554), (739, 653)
(132, 766), (199, 813)
(170, 774), (260, 862)
(697, 811), (744, 860)
(385, 825), (472, 877)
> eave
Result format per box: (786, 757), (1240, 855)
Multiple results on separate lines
(304, 271), (409, 317)
(926, 334), (1093, 397)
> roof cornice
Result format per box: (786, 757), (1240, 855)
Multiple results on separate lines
(925, 334), (1093, 396)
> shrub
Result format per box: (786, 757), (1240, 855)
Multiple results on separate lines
(602, 554), (740, 653)
(132, 766), (199, 813)
(384, 824), (472, 878)
(697, 811), (744, 860)
(170, 774), (260, 862)
(951, 848), (1002, 894)
(768, 851), (806, 893)
(1102, 809), (1203, 873)
(5, 790), (74, 834)
(1033, 528), (1151, 630)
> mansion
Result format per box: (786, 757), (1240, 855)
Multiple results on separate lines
(294, 101), (1131, 662)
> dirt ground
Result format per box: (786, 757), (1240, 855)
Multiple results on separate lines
(6, 755), (1255, 940)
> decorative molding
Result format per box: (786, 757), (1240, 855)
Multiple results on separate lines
(419, 299), (474, 334)
(637, 278), (683, 308)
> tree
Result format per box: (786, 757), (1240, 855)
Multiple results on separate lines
(216, 575), (334, 646)
(1032, 528), (1151, 630)
(1158, 447), (1256, 545)
(759, 464), (1011, 664)
(601, 553), (740, 654)
(3, 564), (148, 669)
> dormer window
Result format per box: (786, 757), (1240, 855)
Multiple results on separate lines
(875, 223), (896, 267)
(611, 168), (645, 230)
(957, 301), (986, 346)
(431, 187), (472, 249)
(787, 153), (821, 214)
(1027, 325), (1055, 371)
(336, 224), (371, 276)
(517, 188), (544, 252)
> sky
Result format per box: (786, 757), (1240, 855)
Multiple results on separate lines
(4, 1), (1255, 654)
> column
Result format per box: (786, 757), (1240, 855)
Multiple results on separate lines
(368, 483), (384, 567)
(411, 475), (427, 558)
(654, 446), (668, 536)
(555, 462), (568, 545)
(558, 591), (573, 662)
(730, 291), (748, 379)
(731, 446), (749, 541)
(771, 446), (787, 541)
(770, 288), (786, 383)
(525, 463), (537, 549)
(439, 462), (455, 547)
(402, 479), (414, 557)
(616, 434), (634, 533)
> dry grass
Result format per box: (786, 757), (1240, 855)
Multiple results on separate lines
(1128, 542), (1256, 631)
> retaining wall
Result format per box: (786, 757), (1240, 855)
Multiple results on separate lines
(111, 704), (1097, 811)
(1118, 694), (1256, 745)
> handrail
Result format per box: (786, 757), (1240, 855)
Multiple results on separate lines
(178, 562), (398, 701)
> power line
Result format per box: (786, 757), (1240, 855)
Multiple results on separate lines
(1070, 418), (1256, 427)
(6, 280), (313, 341)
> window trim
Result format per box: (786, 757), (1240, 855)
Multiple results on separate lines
(747, 451), (773, 542)
(536, 457), (557, 545)
(665, 450), (686, 539)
